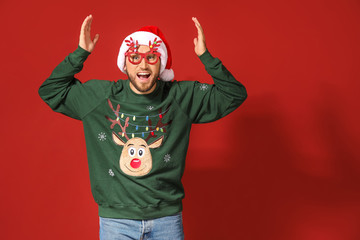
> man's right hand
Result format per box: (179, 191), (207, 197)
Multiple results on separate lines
(79, 14), (99, 53)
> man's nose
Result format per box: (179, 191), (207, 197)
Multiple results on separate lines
(139, 57), (148, 68)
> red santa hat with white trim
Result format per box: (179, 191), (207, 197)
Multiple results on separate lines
(117, 26), (174, 82)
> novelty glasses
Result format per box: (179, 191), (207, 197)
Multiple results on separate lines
(125, 52), (161, 65)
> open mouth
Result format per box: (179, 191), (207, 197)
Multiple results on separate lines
(137, 72), (151, 81)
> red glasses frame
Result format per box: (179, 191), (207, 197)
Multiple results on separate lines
(125, 52), (161, 65)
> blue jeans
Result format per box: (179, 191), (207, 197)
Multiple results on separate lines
(99, 212), (184, 240)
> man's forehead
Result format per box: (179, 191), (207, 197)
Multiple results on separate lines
(138, 45), (150, 49)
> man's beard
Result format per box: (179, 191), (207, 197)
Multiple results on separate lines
(127, 73), (158, 93)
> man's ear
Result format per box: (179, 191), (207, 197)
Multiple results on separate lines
(123, 58), (127, 71)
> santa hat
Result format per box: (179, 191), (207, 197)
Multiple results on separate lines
(117, 26), (174, 82)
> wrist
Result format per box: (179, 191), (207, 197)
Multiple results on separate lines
(78, 44), (91, 53)
(199, 49), (218, 67)
(197, 48), (207, 57)
(198, 49), (210, 59)
(71, 45), (91, 62)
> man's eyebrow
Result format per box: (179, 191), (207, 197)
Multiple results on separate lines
(140, 144), (147, 147)
(127, 144), (134, 146)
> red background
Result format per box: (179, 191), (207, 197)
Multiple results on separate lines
(1, 0), (360, 239)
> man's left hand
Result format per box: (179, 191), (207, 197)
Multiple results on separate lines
(192, 17), (207, 56)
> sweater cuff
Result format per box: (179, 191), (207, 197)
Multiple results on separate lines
(74, 45), (91, 56)
(69, 45), (91, 64)
(198, 49), (218, 67)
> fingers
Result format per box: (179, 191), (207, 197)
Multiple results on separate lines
(79, 14), (99, 52)
(193, 38), (197, 46)
(93, 34), (100, 45)
(81, 15), (93, 35)
(80, 16), (88, 35)
(192, 17), (201, 29)
(192, 17), (207, 56)
(192, 17), (205, 41)
(88, 15), (93, 32)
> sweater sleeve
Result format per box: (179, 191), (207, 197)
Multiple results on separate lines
(175, 50), (247, 123)
(38, 46), (111, 120)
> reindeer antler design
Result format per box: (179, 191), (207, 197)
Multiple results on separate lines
(145, 107), (172, 142)
(105, 99), (130, 140)
(106, 100), (172, 142)
(149, 38), (162, 53)
(125, 37), (140, 53)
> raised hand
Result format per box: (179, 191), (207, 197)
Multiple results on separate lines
(192, 17), (207, 56)
(79, 14), (100, 53)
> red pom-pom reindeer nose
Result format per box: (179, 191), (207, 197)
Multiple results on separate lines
(130, 159), (141, 168)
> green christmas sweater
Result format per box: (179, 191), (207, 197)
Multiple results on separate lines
(39, 46), (247, 220)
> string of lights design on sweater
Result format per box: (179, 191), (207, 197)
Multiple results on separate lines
(105, 99), (172, 139)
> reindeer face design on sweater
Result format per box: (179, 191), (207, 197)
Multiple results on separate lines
(112, 134), (164, 176)
(105, 99), (171, 177)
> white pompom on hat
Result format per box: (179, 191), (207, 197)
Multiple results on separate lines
(117, 26), (174, 82)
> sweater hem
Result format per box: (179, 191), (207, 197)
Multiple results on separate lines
(98, 200), (183, 220)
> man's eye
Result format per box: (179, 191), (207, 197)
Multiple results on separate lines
(147, 54), (157, 62)
(131, 55), (140, 60)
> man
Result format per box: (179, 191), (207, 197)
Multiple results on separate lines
(39, 14), (247, 240)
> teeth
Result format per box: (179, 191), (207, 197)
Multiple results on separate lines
(137, 73), (150, 76)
